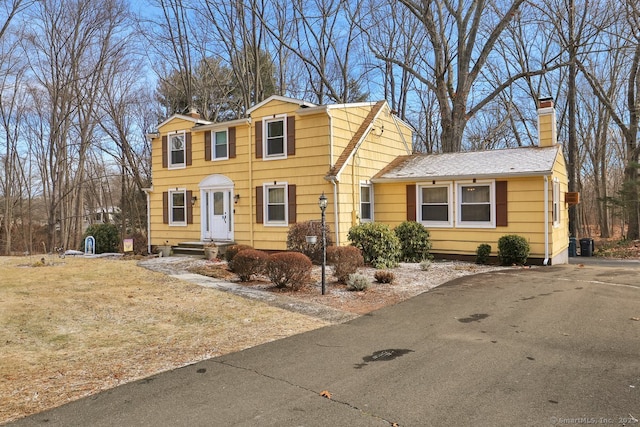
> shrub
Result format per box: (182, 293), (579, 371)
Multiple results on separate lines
(419, 259), (432, 271)
(230, 249), (268, 281)
(346, 273), (370, 291)
(327, 245), (364, 283)
(374, 270), (395, 284)
(225, 244), (253, 263)
(286, 221), (332, 264)
(394, 221), (432, 262)
(498, 235), (530, 265)
(82, 223), (120, 254)
(476, 244), (492, 265)
(347, 222), (401, 269)
(265, 252), (312, 290)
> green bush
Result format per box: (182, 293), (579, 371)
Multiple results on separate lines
(286, 220), (332, 264)
(394, 221), (431, 262)
(347, 222), (400, 269)
(225, 244), (253, 263)
(476, 244), (492, 265)
(497, 235), (530, 265)
(327, 245), (364, 283)
(230, 249), (268, 281)
(346, 273), (370, 291)
(265, 252), (312, 290)
(82, 223), (120, 254)
(419, 259), (432, 271)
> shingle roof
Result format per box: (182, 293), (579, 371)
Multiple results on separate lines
(372, 145), (561, 182)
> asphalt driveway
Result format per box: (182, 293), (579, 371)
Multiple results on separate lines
(9, 262), (640, 427)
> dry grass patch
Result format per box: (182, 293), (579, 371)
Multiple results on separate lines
(0, 256), (327, 424)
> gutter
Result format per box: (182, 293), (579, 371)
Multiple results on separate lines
(543, 176), (550, 265)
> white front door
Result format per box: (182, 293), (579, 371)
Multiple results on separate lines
(203, 189), (232, 241)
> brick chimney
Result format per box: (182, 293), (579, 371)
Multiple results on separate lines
(187, 107), (200, 119)
(537, 97), (557, 147)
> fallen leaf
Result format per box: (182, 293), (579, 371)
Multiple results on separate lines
(320, 390), (331, 399)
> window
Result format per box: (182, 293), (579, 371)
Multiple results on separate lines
(457, 182), (494, 227)
(553, 179), (561, 226)
(418, 184), (453, 227)
(360, 184), (373, 222)
(168, 131), (186, 168)
(265, 184), (287, 225)
(213, 130), (228, 160)
(265, 117), (285, 158)
(169, 190), (187, 225)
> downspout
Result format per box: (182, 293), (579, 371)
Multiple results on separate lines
(327, 108), (340, 245)
(249, 118), (254, 247)
(143, 187), (152, 254)
(543, 176), (550, 265)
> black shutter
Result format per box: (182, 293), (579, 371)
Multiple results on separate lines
(256, 186), (263, 223)
(255, 120), (263, 158)
(406, 184), (416, 221)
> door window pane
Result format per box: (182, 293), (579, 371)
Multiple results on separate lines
(213, 191), (224, 215)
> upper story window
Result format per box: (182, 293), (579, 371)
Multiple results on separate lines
(169, 131), (186, 168)
(457, 181), (494, 227)
(360, 184), (373, 222)
(419, 183), (453, 227)
(265, 116), (286, 158)
(213, 130), (228, 160)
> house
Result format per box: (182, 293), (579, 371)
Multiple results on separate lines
(145, 95), (569, 265)
(371, 98), (569, 265)
(144, 95), (413, 252)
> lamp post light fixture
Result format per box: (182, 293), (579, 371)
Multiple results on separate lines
(318, 192), (328, 295)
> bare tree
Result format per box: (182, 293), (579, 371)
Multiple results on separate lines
(144, 0), (195, 115)
(365, 0), (568, 152)
(260, 0), (367, 104)
(22, 0), (134, 251)
(572, 0), (640, 239)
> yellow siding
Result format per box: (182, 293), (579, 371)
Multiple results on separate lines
(375, 167), (570, 263)
(148, 98), (414, 252)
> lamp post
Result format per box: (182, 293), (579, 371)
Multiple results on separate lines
(319, 192), (328, 295)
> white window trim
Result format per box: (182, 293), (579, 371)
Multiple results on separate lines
(263, 114), (287, 160)
(418, 182), (454, 228)
(552, 178), (561, 227)
(263, 182), (288, 226)
(359, 182), (374, 222)
(168, 130), (186, 169)
(169, 188), (187, 226)
(212, 129), (229, 161)
(456, 180), (495, 228)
